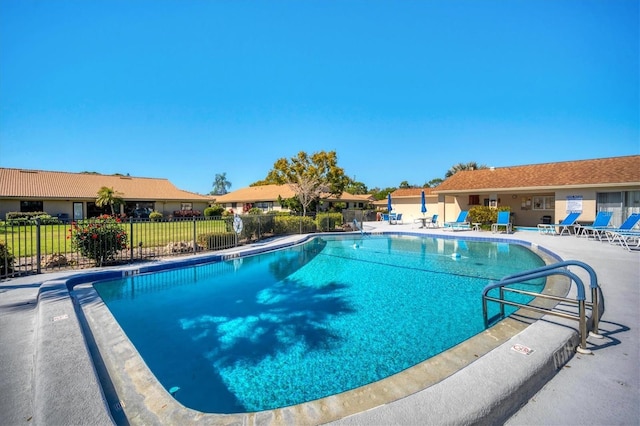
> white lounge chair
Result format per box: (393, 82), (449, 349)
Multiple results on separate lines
(443, 211), (470, 231)
(537, 212), (581, 236)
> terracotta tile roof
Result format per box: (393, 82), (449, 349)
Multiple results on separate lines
(0, 168), (210, 201)
(214, 184), (296, 203)
(434, 156), (640, 192)
(391, 187), (436, 198)
(214, 184), (374, 203)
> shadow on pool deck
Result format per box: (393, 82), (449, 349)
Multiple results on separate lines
(0, 222), (638, 425)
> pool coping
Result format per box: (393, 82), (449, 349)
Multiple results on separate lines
(37, 231), (584, 425)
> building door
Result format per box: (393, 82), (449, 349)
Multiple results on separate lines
(73, 202), (83, 220)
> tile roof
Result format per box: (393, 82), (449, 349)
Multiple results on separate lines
(213, 184), (374, 203)
(0, 168), (210, 201)
(434, 156), (640, 192)
(213, 185), (297, 203)
(390, 187), (436, 198)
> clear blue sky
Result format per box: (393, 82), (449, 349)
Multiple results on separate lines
(1, 0), (638, 195)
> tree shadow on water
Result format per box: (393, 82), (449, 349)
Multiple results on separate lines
(185, 278), (355, 369)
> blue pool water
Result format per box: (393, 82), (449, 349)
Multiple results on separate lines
(93, 235), (545, 414)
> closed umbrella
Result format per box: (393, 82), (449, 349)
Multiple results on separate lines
(421, 190), (427, 215)
(387, 193), (393, 223)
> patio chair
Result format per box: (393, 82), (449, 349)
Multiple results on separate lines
(605, 230), (640, 251)
(574, 211), (613, 239)
(491, 211), (512, 234)
(391, 213), (404, 224)
(602, 213), (640, 248)
(537, 212), (581, 236)
(427, 214), (439, 228)
(443, 211), (470, 231)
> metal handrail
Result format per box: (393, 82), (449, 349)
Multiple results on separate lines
(501, 260), (602, 337)
(482, 261), (602, 355)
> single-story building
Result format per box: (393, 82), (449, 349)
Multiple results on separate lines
(212, 184), (374, 213)
(385, 155), (640, 228)
(0, 168), (211, 220)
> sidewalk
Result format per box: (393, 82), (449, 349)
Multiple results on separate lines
(1, 224), (638, 425)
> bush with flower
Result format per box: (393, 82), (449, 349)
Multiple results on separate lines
(69, 215), (128, 266)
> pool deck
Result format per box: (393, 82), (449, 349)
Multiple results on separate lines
(1, 221), (638, 425)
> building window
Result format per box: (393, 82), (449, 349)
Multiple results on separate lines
(533, 196), (555, 210)
(20, 200), (43, 212)
(181, 203), (192, 210)
(468, 195), (480, 205)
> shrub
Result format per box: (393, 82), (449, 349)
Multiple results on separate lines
(70, 215), (128, 266)
(0, 241), (14, 277)
(204, 205), (225, 217)
(197, 232), (237, 250)
(149, 211), (163, 222)
(316, 212), (343, 231)
(6, 211), (53, 225)
(275, 216), (317, 235)
(173, 210), (202, 218)
(468, 206), (510, 226)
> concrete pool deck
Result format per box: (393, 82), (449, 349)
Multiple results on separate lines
(1, 222), (638, 425)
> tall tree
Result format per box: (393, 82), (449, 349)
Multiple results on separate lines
(345, 180), (368, 195)
(264, 150), (349, 215)
(445, 161), (488, 178)
(211, 172), (232, 195)
(424, 178), (444, 188)
(95, 186), (124, 215)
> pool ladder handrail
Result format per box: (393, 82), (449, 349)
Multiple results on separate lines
(482, 260), (603, 355)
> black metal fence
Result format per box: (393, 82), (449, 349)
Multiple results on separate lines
(0, 211), (374, 279)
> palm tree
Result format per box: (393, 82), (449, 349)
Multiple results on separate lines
(211, 173), (232, 195)
(445, 162), (488, 178)
(95, 186), (124, 215)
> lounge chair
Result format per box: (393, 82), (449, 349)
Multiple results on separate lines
(574, 211), (613, 239)
(391, 213), (404, 224)
(427, 214), (439, 228)
(443, 211), (470, 231)
(491, 211), (512, 234)
(605, 230), (640, 251)
(602, 213), (640, 249)
(537, 212), (581, 236)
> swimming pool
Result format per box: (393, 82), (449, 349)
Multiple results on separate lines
(92, 234), (546, 414)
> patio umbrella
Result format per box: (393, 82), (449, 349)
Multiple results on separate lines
(387, 193), (393, 223)
(421, 190), (427, 215)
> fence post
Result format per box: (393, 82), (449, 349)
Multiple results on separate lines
(193, 216), (197, 254)
(129, 217), (134, 262)
(35, 218), (42, 274)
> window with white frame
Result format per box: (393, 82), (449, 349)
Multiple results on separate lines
(533, 196), (555, 210)
(181, 203), (192, 210)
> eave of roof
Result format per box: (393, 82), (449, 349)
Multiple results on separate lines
(0, 168), (210, 201)
(433, 155), (640, 193)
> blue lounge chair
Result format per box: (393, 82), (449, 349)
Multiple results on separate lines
(575, 211), (613, 239)
(537, 212), (581, 236)
(443, 211), (470, 231)
(491, 211), (512, 234)
(391, 213), (403, 224)
(603, 213), (640, 249)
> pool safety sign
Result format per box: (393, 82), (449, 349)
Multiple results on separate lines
(233, 215), (243, 234)
(566, 195), (583, 213)
(511, 344), (535, 356)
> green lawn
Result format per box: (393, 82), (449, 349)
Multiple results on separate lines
(0, 220), (229, 257)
